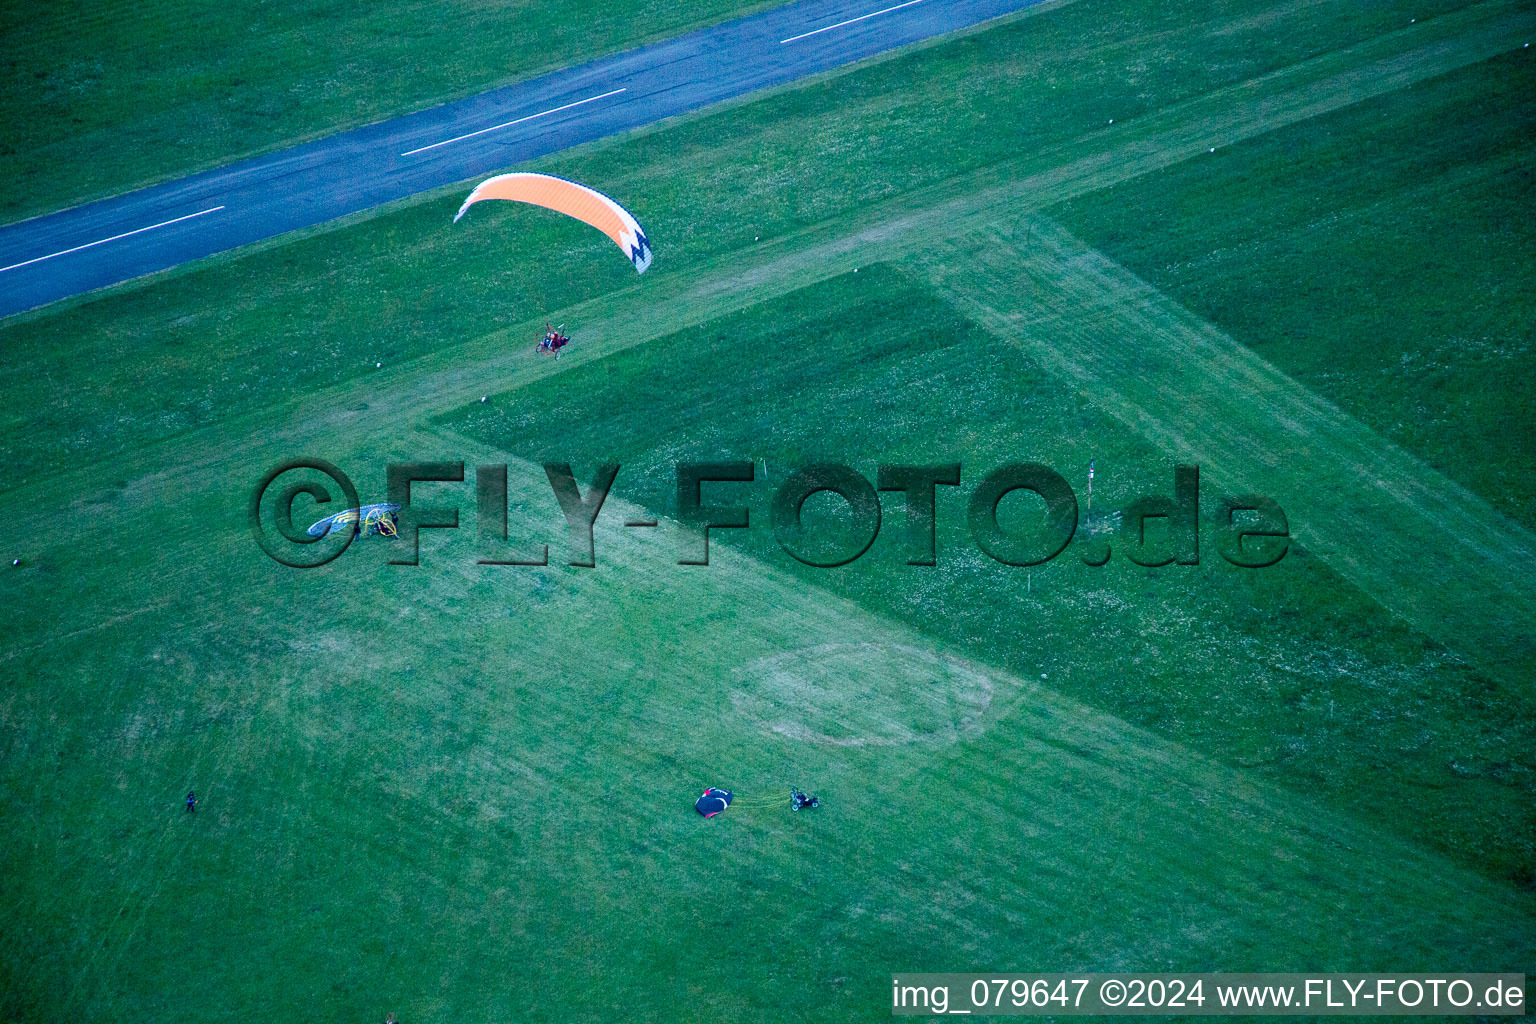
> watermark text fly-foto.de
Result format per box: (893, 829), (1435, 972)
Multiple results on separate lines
(251, 458), (1289, 570)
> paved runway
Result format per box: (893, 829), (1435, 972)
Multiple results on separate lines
(0, 0), (1041, 318)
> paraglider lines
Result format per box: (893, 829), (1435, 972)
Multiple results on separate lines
(401, 88), (628, 157)
(0, 206), (225, 275)
(779, 0), (928, 44)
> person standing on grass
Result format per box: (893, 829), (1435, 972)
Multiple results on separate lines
(185, 791), (197, 814)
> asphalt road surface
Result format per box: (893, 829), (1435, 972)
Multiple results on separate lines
(0, 0), (1042, 318)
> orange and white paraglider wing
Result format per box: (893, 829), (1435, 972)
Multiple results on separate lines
(453, 172), (652, 274)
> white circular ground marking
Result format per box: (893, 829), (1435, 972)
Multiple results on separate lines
(731, 643), (995, 747)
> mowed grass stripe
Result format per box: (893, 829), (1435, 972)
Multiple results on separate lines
(5, 1), (1525, 743)
(3, 5), (1534, 1017)
(8, 2), (1528, 673)
(439, 439), (1536, 976)
(13, 426), (1524, 1018)
(440, 264), (1532, 875)
(1, 0), (1523, 563)
(914, 216), (1536, 682)
(0, 0), (1513, 495)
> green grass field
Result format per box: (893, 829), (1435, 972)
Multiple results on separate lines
(1050, 48), (1536, 530)
(2, 0), (1534, 1020)
(0, 0), (777, 222)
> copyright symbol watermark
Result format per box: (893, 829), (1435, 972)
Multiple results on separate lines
(1099, 979), (1127, 1007)
(249, 458), (360, 568)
